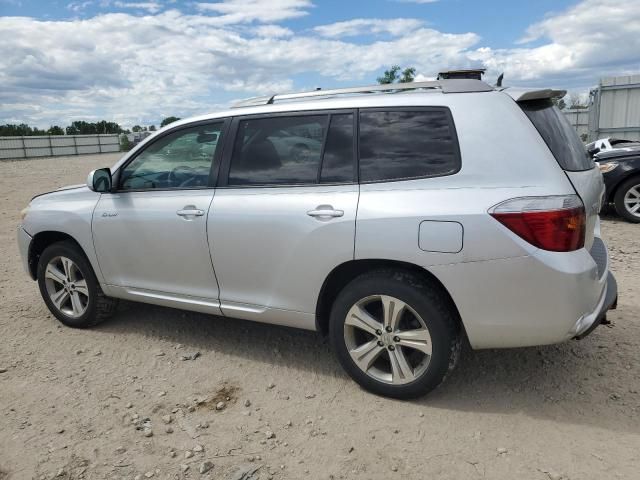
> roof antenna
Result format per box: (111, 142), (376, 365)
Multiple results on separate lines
(496, 73), (504, 87)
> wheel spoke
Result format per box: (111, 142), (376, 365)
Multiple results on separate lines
(628, 186), (639, 198)
(345, 305), (383, 336)
(381, 295), (405, 332)
(630, 204), (640, 214)
(70, 292), (83, 316)
(349, 339), (385, 373)
(61, 257), (74, 281)
(45, 264), (66, 285)
(389, 348), (413, 384)
(74, 279), (89, 297)
(51, 288), (70, 310)
(395, 328), (432, 355)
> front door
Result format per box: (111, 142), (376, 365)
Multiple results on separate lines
(93, 121), (226, 306)
(208, 111), (359, 328)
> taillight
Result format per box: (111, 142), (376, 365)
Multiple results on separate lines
(490, 195), (586, 252)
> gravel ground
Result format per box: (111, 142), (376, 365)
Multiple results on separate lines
(1, 154), (639, 480)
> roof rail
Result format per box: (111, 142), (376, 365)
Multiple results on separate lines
(232, 79), (494, 108)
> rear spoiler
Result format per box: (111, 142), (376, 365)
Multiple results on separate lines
(502, 87), (567, 102)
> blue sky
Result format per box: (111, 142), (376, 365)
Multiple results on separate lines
(1, 0), (639, 128)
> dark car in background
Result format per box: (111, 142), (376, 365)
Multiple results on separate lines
(595, 146), (640, 222)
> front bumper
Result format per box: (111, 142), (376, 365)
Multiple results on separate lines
(573, 271), (618, 339)
(17, 225), (33, 279)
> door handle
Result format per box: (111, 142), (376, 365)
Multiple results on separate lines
(177, 208), (205, 217)
(307, 205), (344, 218)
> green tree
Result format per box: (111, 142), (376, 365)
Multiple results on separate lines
(149, 125), (156, 131)
(120, 134), (132, 151)
(132, 125), (142, 132)
(160, 116), (180, 127)
(47, 125), (65, 135)
(377, 66), (416, 84)
(399, 67), (416, 83)
(0, 123), (46, 136)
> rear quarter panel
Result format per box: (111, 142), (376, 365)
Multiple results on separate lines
(354, 92), (590, 348)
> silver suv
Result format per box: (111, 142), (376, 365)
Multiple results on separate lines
(17, 80), (618, 398)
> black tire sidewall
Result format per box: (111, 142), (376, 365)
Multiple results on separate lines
(614, 177), (640, 223)
(37, 242), (101, 328)
(329, 272), (457, 399)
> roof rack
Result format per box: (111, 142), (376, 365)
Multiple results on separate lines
(232, 79), (494, 108)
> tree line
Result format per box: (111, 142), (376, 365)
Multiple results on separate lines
(0, 117), (181, 137)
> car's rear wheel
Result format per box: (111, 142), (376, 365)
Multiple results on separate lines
(614, 176), (640, 223)
(329, 270), (461, 399)
(37, 241), (118, 328)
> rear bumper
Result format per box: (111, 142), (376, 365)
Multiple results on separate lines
(431, 235), (617, 349)
(573, 271), (617, 339)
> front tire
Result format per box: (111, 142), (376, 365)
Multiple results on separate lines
(329, 270), (461, 399)
(614, 176), (640, 223)
(37, 240), (118, 328)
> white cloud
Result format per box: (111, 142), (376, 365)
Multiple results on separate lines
(395, 0), (439, 4)
(114, 2), (163, 14)
(314, 18), (423, 38)
(67, 1), (93, 12)
(469, 0), (640, 85)
(1, 0), (639, 129)
(252, 25), (294, 38)
(195, 0), (313, 24)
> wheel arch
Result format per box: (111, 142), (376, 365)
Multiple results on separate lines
(28, 231), (86, 280)
(315, 259), (465, 337)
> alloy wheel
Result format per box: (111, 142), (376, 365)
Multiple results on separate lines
(624, 184), (640, 218)
(44, 256), (89, 318)
(343, 295), (432, 385)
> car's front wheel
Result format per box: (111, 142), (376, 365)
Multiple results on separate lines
(614, 176), (640, 223)
(37, 240), (118, 328)
(329, 270), (461, 399)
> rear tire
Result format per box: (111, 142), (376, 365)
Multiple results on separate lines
(329, 270), (461, 399)
(614, 176), (640, 223)
(37, 240), (118, 328)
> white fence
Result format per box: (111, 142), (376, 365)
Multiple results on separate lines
(589, 75), (640, 141)
(564, 108), (590, 140)
(0, 134), (120, 160)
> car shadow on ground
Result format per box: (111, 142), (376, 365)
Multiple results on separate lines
(96, 300), (637, 435)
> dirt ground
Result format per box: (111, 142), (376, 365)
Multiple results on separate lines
(1, 153), (639, 480)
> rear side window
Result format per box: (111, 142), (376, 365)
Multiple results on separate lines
(229, 115), (327, 185)
(358, 109), (460, 183)
(520, 99), (592, 171)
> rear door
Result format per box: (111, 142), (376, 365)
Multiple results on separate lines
(208, 111), (358, 326)
(519, 99), (604, 249)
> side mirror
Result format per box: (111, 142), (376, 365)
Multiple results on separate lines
(87, 168), (112, 193)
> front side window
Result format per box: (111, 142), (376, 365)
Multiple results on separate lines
(229, 115), (328, 186)
(359, 109), (460, 183)
(120, 123), (223, 190)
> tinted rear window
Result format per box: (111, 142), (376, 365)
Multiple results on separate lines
(358, 109), (460, 183)
(520, 99), (592, 171)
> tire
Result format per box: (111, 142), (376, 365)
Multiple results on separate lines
(614, 176), (640, 223)
(37, 240), (118, 328)
(329, 270), (461, 399)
